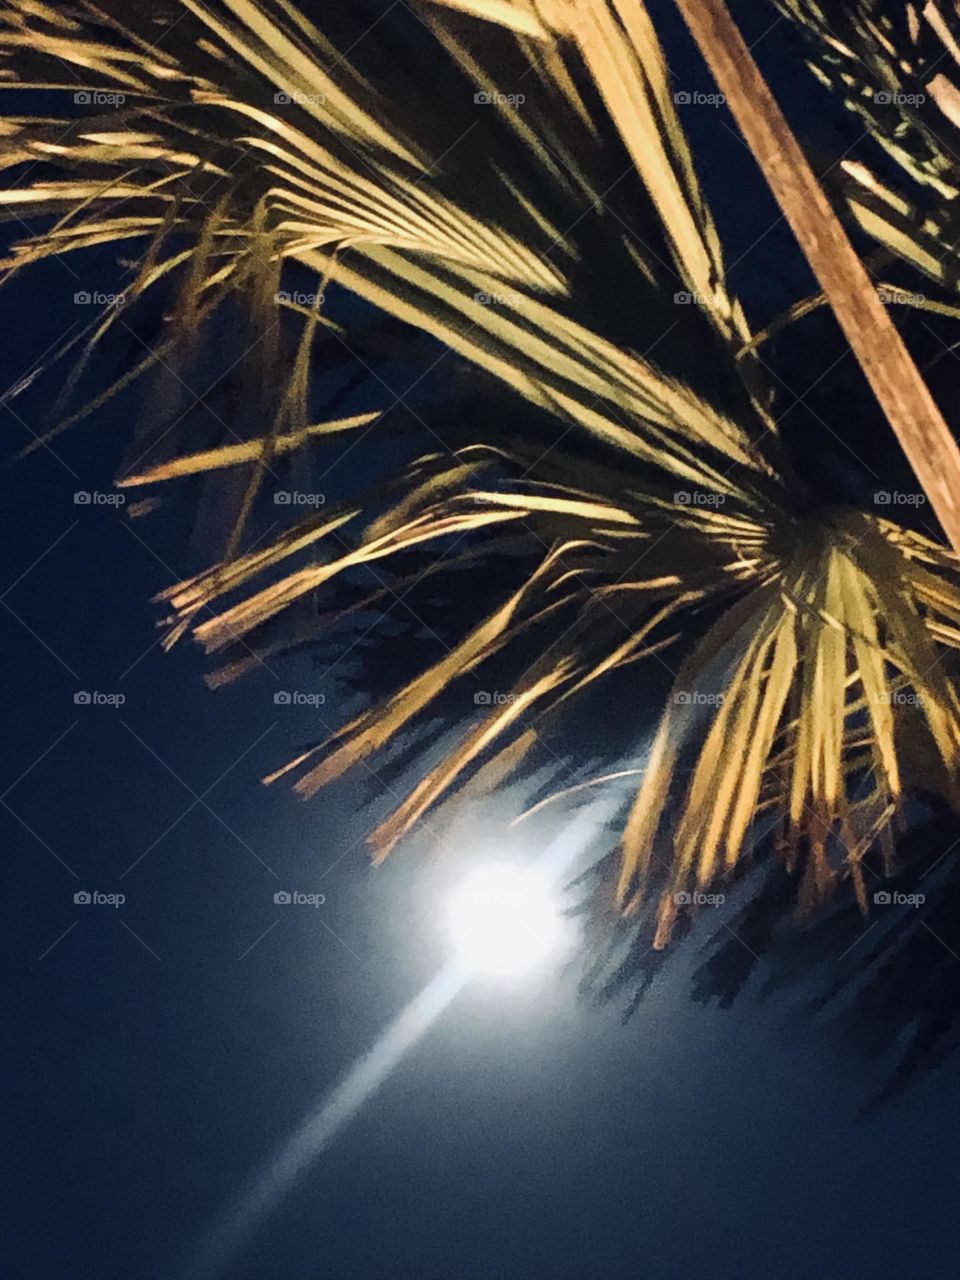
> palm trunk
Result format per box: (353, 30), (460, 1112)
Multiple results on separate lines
(673, 0), (960, 555)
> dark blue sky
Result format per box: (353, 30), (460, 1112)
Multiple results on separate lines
(4, 4), (960, 1278)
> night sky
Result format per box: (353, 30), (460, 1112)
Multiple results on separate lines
(4, 3), (960, 1279)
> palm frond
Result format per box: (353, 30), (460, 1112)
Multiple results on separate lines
(3, 0), (960, 954)
(777, 0), (960, 284)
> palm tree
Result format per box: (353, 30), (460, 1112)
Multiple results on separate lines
(4, 0), (960, 1054)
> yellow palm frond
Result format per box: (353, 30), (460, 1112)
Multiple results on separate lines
(3, 0), (960, 947)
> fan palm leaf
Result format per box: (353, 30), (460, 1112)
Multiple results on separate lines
(2, 0), (960, 946)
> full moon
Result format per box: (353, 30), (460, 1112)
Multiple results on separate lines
(448, 864), (563, 975)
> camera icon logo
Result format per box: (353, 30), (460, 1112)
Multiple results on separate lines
(874, 890), (891, 905)
(874, 491), (891, 504)
(274, 91), (292, 104)
(274, 491), (292, 504)
(474, 92), (492, 104)
(73, 91), (91, 105)
(474, 691), (492, 705)
(673, 91), (691, 105)
(874, 91), (892, 104)
(673, 891), (692, 905)
(274, 691), (292, 705)
(274, 890), (292, 904)
(73, 291), (91, 305)
(74, 691), (92, 705)
(74, 890), (92, 904)
(673, 691), (692, 704)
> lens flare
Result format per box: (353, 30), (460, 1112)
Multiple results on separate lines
(182, 797), (620, 1280)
